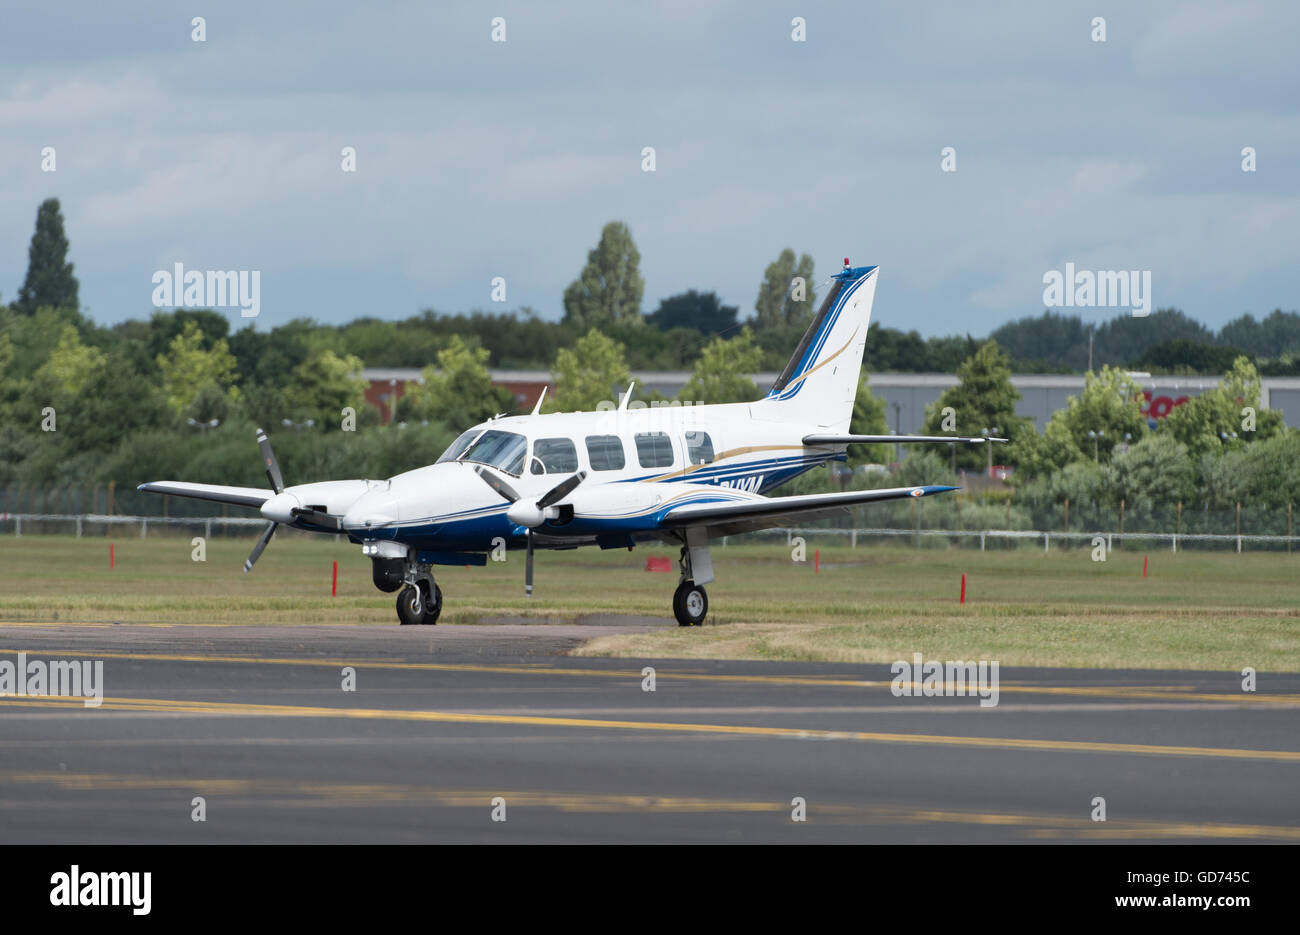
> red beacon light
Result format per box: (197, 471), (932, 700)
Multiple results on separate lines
(843, 257), (850, 269)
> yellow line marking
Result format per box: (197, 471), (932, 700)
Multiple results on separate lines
(5, 771), (1296, 839)
(0, 647), (1292, 704)
(4, 695), (1299, 762)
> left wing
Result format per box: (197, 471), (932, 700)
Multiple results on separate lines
(137, 481), (273, 510)
(661, 484), (957, 537)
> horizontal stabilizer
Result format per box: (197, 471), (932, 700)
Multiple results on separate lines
(137, 481), (272, 510)
(803, 434), (1007, 446)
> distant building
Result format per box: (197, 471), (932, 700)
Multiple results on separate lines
(362, 368), (1300, 430)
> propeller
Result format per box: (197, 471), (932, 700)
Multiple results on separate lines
(244, 428), (342, 572)
(244, 522), (277, 573)
(258, 428), (284, 493)
(474, 466), (587, 597)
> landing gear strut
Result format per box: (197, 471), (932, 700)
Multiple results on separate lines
(395, 555), (441, 625)
(673, 528), (714, 627)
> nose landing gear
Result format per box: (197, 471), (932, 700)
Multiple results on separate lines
(378, 552), (440, 625)
(397, 580), (442, 625)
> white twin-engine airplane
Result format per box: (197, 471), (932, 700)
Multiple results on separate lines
(141, 262), (1002, 627)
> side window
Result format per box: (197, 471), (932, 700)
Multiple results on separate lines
(585, 434), (626, 471)
(634, 432), (675, 469)
(531, 437), (579, 474)
(684, 431), (715, 465)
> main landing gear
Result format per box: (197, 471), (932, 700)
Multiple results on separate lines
(673, 527), (714, 627)
(673, 580), (708, 627)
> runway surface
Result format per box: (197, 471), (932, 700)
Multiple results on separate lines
(1, 621), (1298, 843)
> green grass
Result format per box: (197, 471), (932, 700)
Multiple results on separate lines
(1, 533), (1297, 670)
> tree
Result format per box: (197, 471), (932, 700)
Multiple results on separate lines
(847, 374), (891, 465)
(921, 340), (1031, 469)
(1217, 309), (1300, 359)
(1130, 338), (1249, 375)
(156, 321), (239, 413)
(679, 329), (762, 404)
(1159, 355), (1284, 457)
(402, 335), (513, 430)
(31, 325), (105, 398)
(754, 249), (815, 329)
(562, 221), (644, 330)
(1108, 434), (1196, 514)
(1040, 365), (1149, 464)
(549, 329), (631, 412)
(283, 349), (368, 430)
(15, 198), (80, 315)
(646, 290), (738, 335)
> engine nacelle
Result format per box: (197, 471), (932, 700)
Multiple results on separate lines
(371, 557), (404, 593)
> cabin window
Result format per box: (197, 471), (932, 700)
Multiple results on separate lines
(585, 434), (626, 471)
(531, 437), (579, 474)
(634, 432), (675, 468)
(458, 429), (527, 476)
(684, 431), (715, 465)
(436, 428), (483, 464)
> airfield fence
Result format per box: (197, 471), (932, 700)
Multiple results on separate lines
(1, 482), (1295, 552)
(0, 511), (1295, 554)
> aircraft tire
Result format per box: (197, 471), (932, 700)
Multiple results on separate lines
(397, 582), (441, 625)
(673, 581), (708, 627)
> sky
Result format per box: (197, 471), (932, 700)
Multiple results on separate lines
(1, 1), (1297, 338)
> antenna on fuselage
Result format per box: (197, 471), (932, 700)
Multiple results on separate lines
(531, 386), (548, 415)
(618, 381), (636, 411)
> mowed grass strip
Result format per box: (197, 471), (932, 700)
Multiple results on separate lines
(1, 533), (1296, 670)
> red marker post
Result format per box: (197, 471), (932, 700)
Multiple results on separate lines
(109, 543), (115, 569)
(960, 573), (966, 604)
(814, 549), (820, 573)
(331, 560), (338, 597)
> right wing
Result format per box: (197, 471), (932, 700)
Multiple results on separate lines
(137, 481), (272, 510)
(803, 433), (1007, 445)
(661, 484), (957, 537)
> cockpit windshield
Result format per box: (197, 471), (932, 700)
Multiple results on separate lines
(457, 429), (528, 475)
(436, 429), (484, 464)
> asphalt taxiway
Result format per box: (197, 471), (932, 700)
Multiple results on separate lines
(1, 621), (1297, 843)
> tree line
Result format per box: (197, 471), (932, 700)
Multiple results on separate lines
(2, 199), (1297, 510)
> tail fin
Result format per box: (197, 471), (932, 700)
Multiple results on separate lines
(754, 263), (877, 431)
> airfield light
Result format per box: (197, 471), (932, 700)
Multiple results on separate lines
(1088, 429), (1105, 462)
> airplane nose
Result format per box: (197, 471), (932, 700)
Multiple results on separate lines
(261, 491), (300, 524)
(343, 489), (399, 531)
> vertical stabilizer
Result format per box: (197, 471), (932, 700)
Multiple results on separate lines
(754, 263), (877, 431)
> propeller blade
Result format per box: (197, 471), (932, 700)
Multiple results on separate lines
(525, 529), (534, 598)
(474, 466), (520, 503)
(290, 507), (343, 531)
(537, 470), (587, 509)
(243, 522), (277, 573)
(256, 428), (285, 494)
